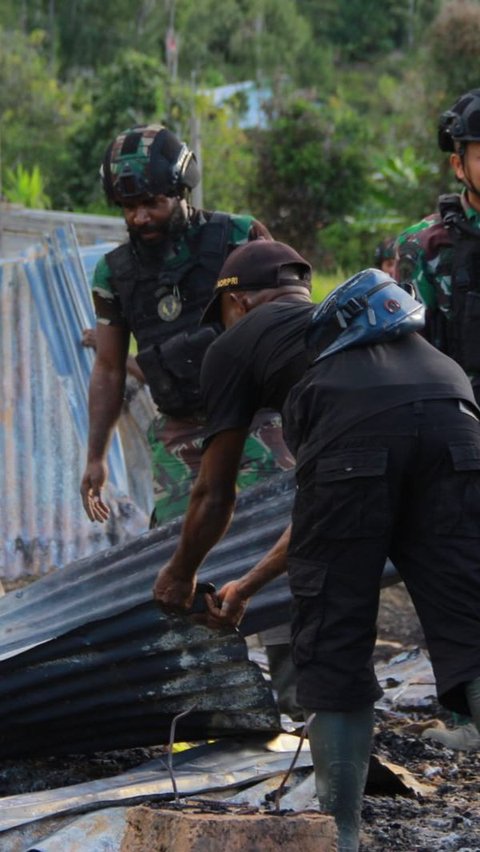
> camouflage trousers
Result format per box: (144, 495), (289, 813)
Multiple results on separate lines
(148, 409), (294, 525)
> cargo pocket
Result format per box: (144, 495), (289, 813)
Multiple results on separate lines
(288, 558), (328, 666)
(314, 448), (389, 538)
(434, 442), (480, 536)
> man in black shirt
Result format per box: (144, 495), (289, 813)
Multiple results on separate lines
(153, 240), (480, 852)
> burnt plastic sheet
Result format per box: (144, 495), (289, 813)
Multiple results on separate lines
(0, 471), (399, 660)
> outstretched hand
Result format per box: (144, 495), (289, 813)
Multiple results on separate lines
(80, 461), (110, 522)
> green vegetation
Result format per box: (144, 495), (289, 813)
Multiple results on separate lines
(0, 0), (475, 272)
(3, 164), (51, 209)
(312, 271), (344, 303)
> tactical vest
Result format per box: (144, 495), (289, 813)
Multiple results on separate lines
(106, 212), (249, 417)
(436, 193), (480, 374)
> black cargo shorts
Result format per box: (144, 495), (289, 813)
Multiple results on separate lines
(288, 399), (480, 715)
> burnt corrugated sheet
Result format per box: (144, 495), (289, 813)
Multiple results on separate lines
(0, 473), (292, 757)
(0, 600), (280, 758)
(0, 225), (154, 580)
(0, 470), (398, 659)
(0, 472), (296, 660)
(0, 470), (398, 756)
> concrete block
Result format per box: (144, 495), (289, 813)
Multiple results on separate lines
(121, 805), (337, 852)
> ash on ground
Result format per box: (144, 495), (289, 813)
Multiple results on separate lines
(1, 583), (480, 851)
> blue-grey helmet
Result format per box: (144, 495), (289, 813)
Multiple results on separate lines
(306, 268), (425, 362)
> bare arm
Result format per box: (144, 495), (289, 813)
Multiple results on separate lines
(205, 525), (291, 628)
(82, 327), (145, 384)
(80, 323), (130, 521)
(153, 428), (248, 611)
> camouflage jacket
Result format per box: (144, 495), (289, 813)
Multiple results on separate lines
(396, 190), (480, 315)
(395, 191), (480, 387)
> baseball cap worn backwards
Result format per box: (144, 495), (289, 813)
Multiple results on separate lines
(202, 240), (312, 324)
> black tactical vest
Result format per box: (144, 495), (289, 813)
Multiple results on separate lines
(437, 193), (480, 374)
(106, 211), (236, 418)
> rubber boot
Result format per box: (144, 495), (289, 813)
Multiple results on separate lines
(305, 705), (374, 852)
(422, 720), (480, 750)
(466, 676), (480, 735)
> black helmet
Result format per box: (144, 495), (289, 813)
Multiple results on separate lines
(101, 123), (200, 204)
(438, 89), (480, 152)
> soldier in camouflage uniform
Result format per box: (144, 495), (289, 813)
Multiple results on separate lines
(396, 89), (480, 405)
(80, 123), (294, 527)
(80, 123), (300, 719)
(396, 91), (480, 751)
(373, 236), (396, 277)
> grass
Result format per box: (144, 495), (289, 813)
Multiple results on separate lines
(312, 270), (345, 303)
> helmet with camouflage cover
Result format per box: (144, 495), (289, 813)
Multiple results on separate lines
(438, 90), (480, 153)
(101, 123), (200, 204)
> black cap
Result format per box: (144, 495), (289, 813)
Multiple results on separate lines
(202, 240), (312, 324)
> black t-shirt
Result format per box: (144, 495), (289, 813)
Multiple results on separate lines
(201, 300), (477, 460)
(285, 333), (477, 472)
(201, 301), (315, 442)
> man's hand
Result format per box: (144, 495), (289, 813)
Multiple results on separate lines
(80, 460), (110, 522)
(205, 580), (249, 628)
(81, 328), (98, 350)
(153, 564), (197, 613)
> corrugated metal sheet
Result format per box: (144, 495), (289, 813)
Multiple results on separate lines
(0, 471), (398, 659)
(0, 472), (295, 659)
(0, 225), (153, 580)
(0, 201), (126, 260)
(0, 735), (313, 833)
(0, 600), (280, 758)
(24, 808), (128, 852)
(0, 470), (399, 757)
(0, 472), (289, 757)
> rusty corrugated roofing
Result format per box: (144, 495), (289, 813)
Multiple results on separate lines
(0, 226), (152, 580)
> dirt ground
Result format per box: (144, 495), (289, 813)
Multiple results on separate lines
(364, 585), (480, 851)
(1, 582), (480, 851)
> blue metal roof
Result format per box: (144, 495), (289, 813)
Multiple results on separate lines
(0, 225), (151, 580)
(205, 81), (271, 128)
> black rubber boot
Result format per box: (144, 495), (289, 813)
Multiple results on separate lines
(305, 705), (374, 852)
(466, 676), (480, 735)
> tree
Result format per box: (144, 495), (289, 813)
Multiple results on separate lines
(0, 27), (72, 197)
(174, 0), (314, 85)
(249, 97), (370, 259)
(297, 0), (441, 58)
(194, 95), (255, 213)
(1, 0), (169, 79)
(428, 0), (480, 97)
(55, 50), (167, 209)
